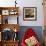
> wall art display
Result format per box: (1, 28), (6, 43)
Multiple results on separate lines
(23, 7), (37, 21)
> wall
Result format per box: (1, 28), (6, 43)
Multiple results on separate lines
(0, 0), (44, 26)
(18, 0), (44, 26)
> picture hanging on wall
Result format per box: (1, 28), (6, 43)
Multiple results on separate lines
(23, 7), (37, 21)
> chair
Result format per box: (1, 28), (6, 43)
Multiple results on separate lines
(21, 28), (41, 46)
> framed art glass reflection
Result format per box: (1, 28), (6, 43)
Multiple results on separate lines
(23, 7), (37, 21)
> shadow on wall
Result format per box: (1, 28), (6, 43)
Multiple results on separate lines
(18, 26), (43, 44)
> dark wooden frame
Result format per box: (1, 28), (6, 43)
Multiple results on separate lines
(23, 7), (37, 21)
(0, 7), (19, 24)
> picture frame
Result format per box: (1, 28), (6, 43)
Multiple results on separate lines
(23, 7), (37, 21)
(2, 10), (9, 15)
(9, 10), (18, 15)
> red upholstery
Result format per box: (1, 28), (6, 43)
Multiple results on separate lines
(21, 28), (41, 46)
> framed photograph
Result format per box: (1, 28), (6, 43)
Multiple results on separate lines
(23, 7), (37, 21)
(2, 10), (9, 15)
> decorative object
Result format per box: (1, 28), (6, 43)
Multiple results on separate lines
(9, 10), (18, 15)
(23, 7), (37, 21)
(25, 36), (38, 46)
(9, 10), (15, 15)
(15, 0), (17, 7)
(2, 28), (13, 41)
(2, 10), (9, 15)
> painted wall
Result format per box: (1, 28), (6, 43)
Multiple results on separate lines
(0, 0), (44, 26)
(18, 0), (44, 26)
